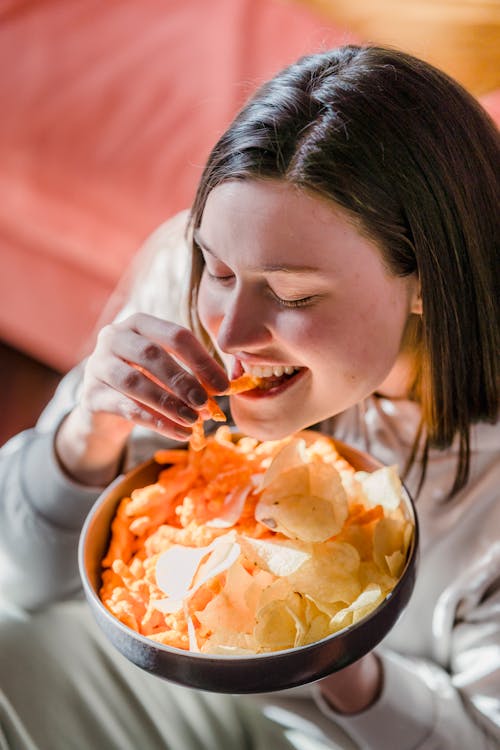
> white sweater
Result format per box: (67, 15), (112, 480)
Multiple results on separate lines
(1, 215), (499, 749)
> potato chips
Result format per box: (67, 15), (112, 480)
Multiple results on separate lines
(100, 429), (413, 654)
(189, 373), (262, 451)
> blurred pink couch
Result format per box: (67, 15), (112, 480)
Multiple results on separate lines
(0, 1), (496, 372)
(0, 0), (355, 371)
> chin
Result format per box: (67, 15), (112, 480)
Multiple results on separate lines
(231, 412), (307, 442)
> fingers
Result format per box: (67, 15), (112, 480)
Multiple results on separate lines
(107, 328), (208, 409)
(81, 380), (193, 442)
(82, 314), (228, 440)
(92, 358), (199, 427)
(124, 313), (229, 394)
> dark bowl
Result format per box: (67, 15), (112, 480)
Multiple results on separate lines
(78, 434), (418, 694)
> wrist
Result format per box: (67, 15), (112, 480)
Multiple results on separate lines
(55, 406), (133, 486)
(318, 653), (383, 715)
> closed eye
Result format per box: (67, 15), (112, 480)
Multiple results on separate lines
(205, 269), (234, 282)
(205, 270), (320, 307)
(268, 288), (319, 308)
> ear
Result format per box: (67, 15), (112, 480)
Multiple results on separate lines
(410, 278), (423, 315)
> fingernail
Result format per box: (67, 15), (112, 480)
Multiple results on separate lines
(174, 428), (191, 442)
(211, 374), (230, 392)
(178, 405), (198, 424)
(188, 388), (207, 407)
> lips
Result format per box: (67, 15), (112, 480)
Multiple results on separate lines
(254, 369), (300, 390)
(238, 365), (306, 398)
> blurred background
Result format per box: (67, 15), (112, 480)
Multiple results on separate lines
(1, 0), (499, 445)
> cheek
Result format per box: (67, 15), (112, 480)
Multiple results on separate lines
(336, 293), (411, 375)
(282, 293), (409, 375)
(197, 276), (219, 337)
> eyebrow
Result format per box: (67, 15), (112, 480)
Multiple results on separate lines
(193, 230), (321, 274)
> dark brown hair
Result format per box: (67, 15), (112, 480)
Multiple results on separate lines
(188, 45), (499, 496)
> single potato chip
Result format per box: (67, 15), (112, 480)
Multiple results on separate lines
(330, 583), (384, 629)
(240, 536), (310, 576)
(254, 592), (308, 650)
(287, 541), (362, 603)
(373, 517), (411, 576)
(260, 438), (308, 489)
(356, 466), (402, 510)
(256, 461), (348, 542)
(195, 562), (260, 635)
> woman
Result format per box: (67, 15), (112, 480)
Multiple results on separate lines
(1, 46), (498, 749)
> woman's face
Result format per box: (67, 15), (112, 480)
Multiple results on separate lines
(197, 179), (420, 439)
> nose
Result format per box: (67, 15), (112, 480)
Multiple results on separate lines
(215, 285), (273, 354)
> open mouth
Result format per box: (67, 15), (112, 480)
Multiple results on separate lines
(236, 363), (306, 397)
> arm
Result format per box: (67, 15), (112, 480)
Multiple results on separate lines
(257, 516), (500, 748)
(0, 364), (102, 610)
(252, 418), (500, 749)
(0, 211), (229, 612)
(313, 443), (500, 749)
(253, 571), (500, 750)
(313, 544), (500, 749)
(0, 311), (229, 613)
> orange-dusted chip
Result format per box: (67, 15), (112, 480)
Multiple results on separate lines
(189, 419), (207, 451)
(203, 398), (227, 422)
(196, 397), (226, 424)
(154, 449), (188, 465)
(101, 497), (135, 567)
(225, 373), (263, 394)
(345, 504), (384, 527)
(99, 432), (413, 655)
(190, 389), (251, 457)
(190, 398), (227, 451)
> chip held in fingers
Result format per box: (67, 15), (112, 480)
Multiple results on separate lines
(224, 373), (263, 394)
(188, 374), (263, 451)
(100, 430), (414, 654)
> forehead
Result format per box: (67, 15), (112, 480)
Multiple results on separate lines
(199, 179), (379, 271)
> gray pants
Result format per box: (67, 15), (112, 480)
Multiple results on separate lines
(0, 601), (352, 750)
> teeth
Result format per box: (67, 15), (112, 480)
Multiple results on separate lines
(242, 363), (300, 378)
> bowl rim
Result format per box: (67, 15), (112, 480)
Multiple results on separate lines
(78, 431), (419, 662)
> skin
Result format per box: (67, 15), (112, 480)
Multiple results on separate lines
(197, 179), (421, 440)
(196, 179), (420, 712)
(56, 317), (229, 486)
(56, 177), (421, 714)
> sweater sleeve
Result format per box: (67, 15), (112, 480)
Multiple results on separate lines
(254, 599), (500, 750)
(312, 640), (499, 749)
(310, 548), (500, 749)
(251, 448), (500, 749)
(0, 365), (105, 611)
(0, 211), (192, 613)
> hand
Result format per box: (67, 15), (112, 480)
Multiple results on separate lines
(56, 313), (228, 485)
(317, 653), (382, 715)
